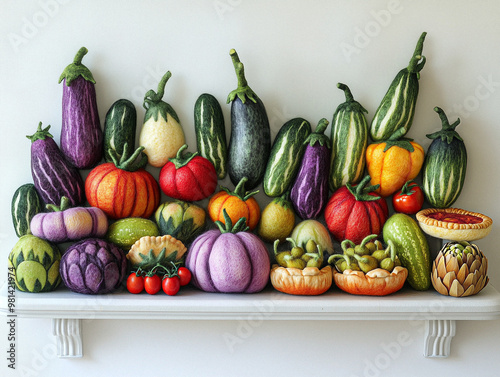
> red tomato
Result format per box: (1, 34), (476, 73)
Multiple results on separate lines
(392, 180), (424, 214)
(177, 267), (192, 286)
(162, 276), (181, 296)
(159, 145), (218, 202)
(144, 275), (162, 295)
(126, 272), (144, 294)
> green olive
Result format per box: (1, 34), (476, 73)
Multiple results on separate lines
(291, 246), (305, 258)
(371, 249), (388, 263)
(380, 257), (395, 271)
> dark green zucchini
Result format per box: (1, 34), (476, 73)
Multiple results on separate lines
(226, 49), (271, 190)
(263, 117), (311, 197)
(11, 183), (43, 237)
(422, 107), (467, 208)
(103, 99), (137, 162)
(194, 93), (228, 179)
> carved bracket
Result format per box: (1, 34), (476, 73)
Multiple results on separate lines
(424, 319), (456, 357)
(52, 318), (83, 358)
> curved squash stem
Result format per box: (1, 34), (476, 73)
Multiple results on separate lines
(58, 46), (95, 85)
(426, 107), (463, 144)
(347, 175), (381, 202)
(170, 144), (199, 169)
(337, 83), (354, 102)
(73, 47), (88, 65)
(143, 71), (172, 109)
(109, 143), (148, 172)
(227, 49), (258, 104)
(407, 32), (427, 73)
(305, 118), (331, 148)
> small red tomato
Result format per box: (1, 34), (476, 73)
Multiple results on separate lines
(177, 267), (192, 286)
(392, 180), (424, 214)
(126, 272), (144, 294)
(162, 276), (181, 296)
(144, 275), (162, 295)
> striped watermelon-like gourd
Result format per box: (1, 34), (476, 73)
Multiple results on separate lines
(329, 83), (369, 192)
(27, 122), (85, 206)
(422, 107), (467, 208)
(263, 117), (311, 197)
(194, 93), (228, 179)
(369, 32), (427, 142)
(11, 183), (44, 237)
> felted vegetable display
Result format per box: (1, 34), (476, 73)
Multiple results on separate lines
(422, 107), (467, 208)
(194, 93), (228, 179)
(257, 192), (295, 243)
(324, 175), (389, 245)
(30, 196), (108, 243)
(103, 99), (137, 163)
(262, 117), (311, 197)
(155, 200), (206, 244)
(8, 235), (62, 293)
(27, 122), (85, 206)
(289, 219), (334, 256)
(159, 144), (217, 202)
(290, 118), (331, 219)
(227, 49), (271, 190)
(126, 235), (187, 271)
(365, 138), (424, 197)
(60, 238), (127, 295)
(185, 210), (270, 293)
(369, 32), (427, 142)
(208, 177), (261, 231)
(106, 217), (159, 250)
(58, 47), (103, 169)
(11, 183), (44, 237)
(85, 144), (160, 220)
(139, 71), (185, 167)
(329, 83), (368, 191)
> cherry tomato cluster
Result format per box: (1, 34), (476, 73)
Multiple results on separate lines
(126, 264), (192, 296)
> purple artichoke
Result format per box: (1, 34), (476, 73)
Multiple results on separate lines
(60, 238), (127, 294)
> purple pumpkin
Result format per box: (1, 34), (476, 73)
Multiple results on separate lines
(31, 196), (108, 243)
(27, 122), (85, 206)
(60, 238), (127, 294)
(290, 118), (331, 219)
(185, 211), (270, 293)
(59, 47), (103, 169)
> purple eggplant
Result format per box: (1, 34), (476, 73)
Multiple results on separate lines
(27, 122), (85, 206)
(59, 47), (103, 169)
(290, 118), (331, 219)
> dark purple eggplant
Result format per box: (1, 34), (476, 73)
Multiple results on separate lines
(59, 47), (103, 169)
(227, 49), (271, 190)
(27, 122), (85, 206)
(290, 118), (331, 219)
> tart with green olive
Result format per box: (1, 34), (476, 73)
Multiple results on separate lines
(416, 208), (492, 241)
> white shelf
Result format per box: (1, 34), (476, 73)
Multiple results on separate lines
(2, 283), (500, 358)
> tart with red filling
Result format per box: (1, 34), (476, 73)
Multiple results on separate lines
(416, 208), (493, 241)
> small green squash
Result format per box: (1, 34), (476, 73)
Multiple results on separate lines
(106, 217), (159, 250)
(8, 235), (62, 292)
(11, 183), (44, 237)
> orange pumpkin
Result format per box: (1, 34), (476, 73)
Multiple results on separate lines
(208, 177), (260, 230)
(333, 267), (408, 296)
(365, 139), (424, 197)
(85, 147), (160, 219)
(270, 265), (333, 295)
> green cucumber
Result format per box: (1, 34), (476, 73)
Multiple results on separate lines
(194, 93), (228, 179)
(11, 183), (44, 237)
(263, 117), (311, 197)
(329, 83), (369, 191)
(370, 32), (427, 141)
(103, 99), (137, 162)
(422, 107), (467, 208)
(383, 213), (431, 291)
(106, 218), (159, 250)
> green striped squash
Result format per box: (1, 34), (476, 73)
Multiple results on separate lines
(329, 83), (369, 192)
(103, 99), (137, 163)
(194, 93), (227, 179)
(11, 183), (44, 237)
(263, 117), (311, 197)
(369, 32), (427, 142)
(422, 107), (467, 208)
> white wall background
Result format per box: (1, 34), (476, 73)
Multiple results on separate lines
(1, 0), (500, 376)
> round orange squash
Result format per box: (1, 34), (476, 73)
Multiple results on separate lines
(333, 267), (408, 296)
(208, 177), (260, 230)
(85, 147), (160, 220)
(366, 139), (424, 197)
(270, 265), (333, 295)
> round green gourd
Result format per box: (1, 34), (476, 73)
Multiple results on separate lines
(11, 183), (44, 237)
(8, 235), (61, 293)
(106, 218), (159, 250)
